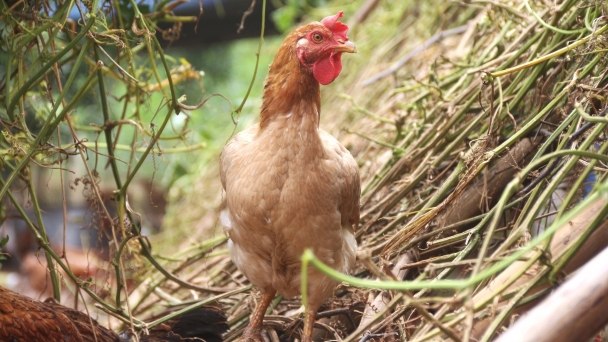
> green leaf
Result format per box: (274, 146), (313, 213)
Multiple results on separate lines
(0, 235), (9, 270)
(271, 6), (299, 33)
(0, 235), (8, 249)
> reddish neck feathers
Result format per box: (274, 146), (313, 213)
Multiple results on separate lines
(259, 28), (321, 129)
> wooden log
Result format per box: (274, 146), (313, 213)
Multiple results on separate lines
(436, 138), (538, 231)
(469, 196), (608, 339)
(494, 235), (608, 342)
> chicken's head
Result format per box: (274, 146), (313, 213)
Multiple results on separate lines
(296, 11), (356, 85)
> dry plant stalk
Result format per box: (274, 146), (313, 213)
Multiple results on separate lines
(272, 0), (608, 341)
(166, 0), (608, 340)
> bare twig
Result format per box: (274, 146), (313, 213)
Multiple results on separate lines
(237, 0), (256, 34)
(358, 332), (399, 342)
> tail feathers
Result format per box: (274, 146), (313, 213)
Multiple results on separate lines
(139, 307), (228, 342)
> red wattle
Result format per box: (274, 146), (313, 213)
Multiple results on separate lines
(313, 53), (343, 85)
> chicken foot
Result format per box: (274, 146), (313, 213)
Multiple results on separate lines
(240, 291), (276, 342)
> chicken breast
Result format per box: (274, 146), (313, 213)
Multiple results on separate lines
(220, 112), (359, 306)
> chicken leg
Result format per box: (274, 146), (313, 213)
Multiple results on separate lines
(240, 291), (276, 342)
(301, 308), (317, 342)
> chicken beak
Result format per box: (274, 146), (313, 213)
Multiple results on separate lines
(334, 41), (357, 54)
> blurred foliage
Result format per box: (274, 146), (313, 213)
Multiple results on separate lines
(158, 37), (281, 188)
(271, 0), (327, 32)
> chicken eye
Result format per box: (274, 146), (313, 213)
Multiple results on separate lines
(311, 33), (323, 43)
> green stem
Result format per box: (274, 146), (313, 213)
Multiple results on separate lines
(13, 1), (72, 51)
(491, 53), (601, 156)
(80, 141), (206, 153)
(0, 175), (128, 319)
(575, 102), (608, 123)
(235, 0), (266, 115)
(524, 0), (585, 35)
(0, 60), (100, 201)
(4, 41), (13, 120)
(490, 24), (608, 77)
(151, 34), (180, 115)
(6, 17), (96, 117)
(301, 159), (608, 299)
(94, 45), (123, 191)
(26, 170), (61, 300)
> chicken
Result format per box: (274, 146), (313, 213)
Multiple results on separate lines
(0, 286), (228, 342)
(220, 11), (359, 342)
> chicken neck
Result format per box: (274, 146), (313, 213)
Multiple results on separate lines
(259, 37), (322, 130)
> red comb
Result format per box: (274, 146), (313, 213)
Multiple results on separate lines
(321, 11), (349, 41)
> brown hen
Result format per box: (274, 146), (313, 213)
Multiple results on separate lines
(0, 286), (228, 342)
(220, 11), (359, 342)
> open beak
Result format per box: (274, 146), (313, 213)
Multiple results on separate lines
(334, 41), (357, 54)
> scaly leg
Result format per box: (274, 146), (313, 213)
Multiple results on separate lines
(240, 291), (276, 342)
(301, 308), (316, 342)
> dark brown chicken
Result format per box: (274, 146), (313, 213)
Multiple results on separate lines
(0, 286), (228, 342)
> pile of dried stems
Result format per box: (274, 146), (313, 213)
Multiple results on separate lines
(2, 0), (608, 341)
(177, 1), (608, 341)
